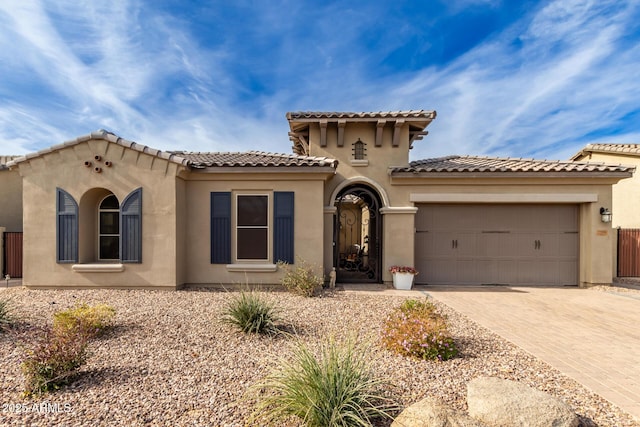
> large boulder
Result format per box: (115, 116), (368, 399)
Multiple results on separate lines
(392, 397), (487, 427)
(467, 377), (579, 427)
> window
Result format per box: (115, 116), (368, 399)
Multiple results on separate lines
(237, 195), (268, 260)
(99, 194), (120, 260)
(210, 192), (294, 265)
(57, 188), (142, 264)
(353, 139), (366, 160)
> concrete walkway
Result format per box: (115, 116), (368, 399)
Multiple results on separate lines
(422, 285), (640, 421)
(343, 283), (640, 421)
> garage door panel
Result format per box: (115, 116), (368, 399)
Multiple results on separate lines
(415, 204), (578, 286)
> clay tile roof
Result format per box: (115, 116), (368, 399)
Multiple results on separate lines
(0, 155), (20, 170)
(286, 110), (436, 120)
(391, 155), (634, 174)
(172, 150), (338, 168)
(6, 130), (190, 168)
(570, 143), (640, 160)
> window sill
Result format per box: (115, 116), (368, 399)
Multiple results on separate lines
(72, 264), (125, 273)
(226, 264), (277, 272)
(350, 159), (369, 167)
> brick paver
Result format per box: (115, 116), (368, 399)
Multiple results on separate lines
(421, 285), (640, 422)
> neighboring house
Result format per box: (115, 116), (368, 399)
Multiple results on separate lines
(0, 155), (23, 277)
(3, 111), (634, 289)
(0, 155), (23, 232)
(571, 144), (640, 228)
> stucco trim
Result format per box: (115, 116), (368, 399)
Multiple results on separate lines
(324, 206), (337, 214)
(409, 193), (599, 203)
(226, 264), (278, 272)
(379, 207), (418, 214)
(329, 176), (390, 207)
(72, 264), (125, 273)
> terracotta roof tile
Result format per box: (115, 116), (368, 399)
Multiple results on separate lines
(172, 151), (338, 168)
(286, 110), (436, 120)
(391, 155), (634, 174)
(7, 130), (190, 168)
(571, 143), (640, 160)
(0, 155), (20, 170)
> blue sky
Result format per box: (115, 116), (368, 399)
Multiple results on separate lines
(1, 0), (640, 161)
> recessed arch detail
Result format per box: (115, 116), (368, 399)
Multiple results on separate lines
(328, 176), (390, 208)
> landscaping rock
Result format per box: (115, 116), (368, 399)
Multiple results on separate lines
(392, 397), (486, 427)
(467, 377), (579, 427)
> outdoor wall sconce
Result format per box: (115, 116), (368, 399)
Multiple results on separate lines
(600, 207), (612, 223)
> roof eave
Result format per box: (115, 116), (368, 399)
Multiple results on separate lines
(389, 171), (634, 179)
(188, 165), (338, 175)
(6, 130), (191, 168)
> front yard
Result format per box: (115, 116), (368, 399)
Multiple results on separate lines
(0, 287), (636, 426)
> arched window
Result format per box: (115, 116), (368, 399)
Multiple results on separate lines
(352, 139), (366, 160)
(99, 194), (119, 260)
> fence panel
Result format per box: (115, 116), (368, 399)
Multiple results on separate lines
(618, 228), (640, 277)
(3, 232), (23, 278)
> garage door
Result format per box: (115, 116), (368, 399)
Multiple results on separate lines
(415, 204), (579, 285)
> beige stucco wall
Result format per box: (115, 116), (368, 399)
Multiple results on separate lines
(0, 168), (23, 232)
(575, 152), (638, 228)
(182, 171), (327, 285)
(303, 118), (622, 286)
(17, 138), (183, 289)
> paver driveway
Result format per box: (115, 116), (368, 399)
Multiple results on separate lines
(421, 285), (640, 421)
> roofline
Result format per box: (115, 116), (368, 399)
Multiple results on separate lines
(286, 110), (437, 123)
(570, 146), (640, 161)
(6, 130), (190, 168)
(390, 170), (634, 179)
(188, 165), (338, 175)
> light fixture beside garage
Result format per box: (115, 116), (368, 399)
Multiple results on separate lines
(600, 207), (612, 223)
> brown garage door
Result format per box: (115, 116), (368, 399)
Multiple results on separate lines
(415, 204), (578, 285)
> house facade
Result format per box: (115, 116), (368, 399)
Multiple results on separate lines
(571, 144), (640, 228)
(4, 111), (634, 289)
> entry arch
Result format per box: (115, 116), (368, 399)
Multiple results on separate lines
(333, 183), (383, 283)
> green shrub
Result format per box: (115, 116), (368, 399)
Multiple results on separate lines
(222, 291), (280, 335)
(53, 303), (116, 338)
(0, 297), (15, 332)
(277, 258), (324, 297)
(381, 298), (458, 361)
(21, 326), (90, 395)
(251, 337), (396, 426)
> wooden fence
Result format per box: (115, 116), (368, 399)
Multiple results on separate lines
(618, 228), (640, 277)
(3, 231), (22, 278)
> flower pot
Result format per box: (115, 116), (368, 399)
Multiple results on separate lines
(392, 272), (414, 290)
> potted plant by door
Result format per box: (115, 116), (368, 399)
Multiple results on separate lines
(389, 266), (418, 290)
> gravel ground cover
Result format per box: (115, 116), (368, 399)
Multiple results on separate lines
(0, 287), (638, 427)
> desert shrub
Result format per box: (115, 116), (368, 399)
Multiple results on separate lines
(0, 297), (15, 332)
(221, 291), (280, 335)
(277, 258), (324, 297)
(251, 337), (396, 426)
(21, 325), (90, 395)
(53, 303), (116, 338)
(381, 298), (458, 361)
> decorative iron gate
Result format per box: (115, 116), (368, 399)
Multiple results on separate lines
(334, 186), (381, 283)
(618, 228), (640, 277)
(3, 232), (23, 278)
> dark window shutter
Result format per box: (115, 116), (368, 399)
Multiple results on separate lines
(121, 188), (142, 263)
(211, 192), (231, 264)
(274, 192), (294, 264)
(56, 188), (78, 263)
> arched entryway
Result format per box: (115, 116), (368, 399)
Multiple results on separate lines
(333, 185), (382, 283)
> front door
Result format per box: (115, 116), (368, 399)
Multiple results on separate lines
(334, 186), (382, 283)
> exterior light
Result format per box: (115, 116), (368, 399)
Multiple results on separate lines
(600, 207), (612, 223)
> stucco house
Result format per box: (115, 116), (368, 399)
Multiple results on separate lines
(571, 144), (640, 228)
(3, 111), (634, 289)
